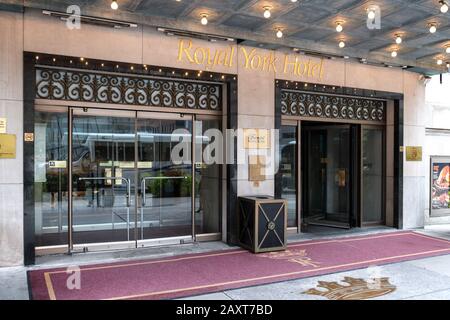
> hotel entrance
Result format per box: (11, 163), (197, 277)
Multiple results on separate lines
(277, 86), (387, 233)
(301, 123), (356, 229)
(34, 106), (222, 254)
(279, 121), (385, 232)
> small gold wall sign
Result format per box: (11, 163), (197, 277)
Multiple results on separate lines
(303, 277), (396, 300)
(24, 132), (34, 142)
(243, 129), (270, 149)
(0, 134), (16, 159)
(405, 146), (422, 161)
(249, 155), (266, 182)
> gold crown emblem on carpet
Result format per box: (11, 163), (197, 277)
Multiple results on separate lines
(303, 277), (396, 300)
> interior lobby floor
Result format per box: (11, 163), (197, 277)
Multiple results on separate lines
(1, 225), (450, 300)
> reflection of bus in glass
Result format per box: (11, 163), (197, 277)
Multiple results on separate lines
(72, 131), (191, 176)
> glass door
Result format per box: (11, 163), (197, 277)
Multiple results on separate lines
(279, 123), (299, 229)
(194, 115), (222, 238)
(362, 126), (385, 224)
(70, 108), (137, 248)
(136, 112), (193, 246)
(301, 123), (352, 229)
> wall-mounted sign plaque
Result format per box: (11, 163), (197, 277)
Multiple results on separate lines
(24, 133), (34, 142)
(243, 129), (271, 149)
(249, 155), (266, 182)
(406, 146), (422, 161)
(0, 134), (16, 159)
(0, 118), (6, 134)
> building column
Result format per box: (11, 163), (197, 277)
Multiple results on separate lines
(0, 10), (24, 267)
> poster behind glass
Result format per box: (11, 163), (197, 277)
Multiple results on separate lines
(431, 157), (450, 215)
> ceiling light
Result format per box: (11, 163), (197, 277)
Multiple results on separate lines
(338, 40), (345, 48)
(111, 0), (118, 10)
(446, 46), (450, 53)
(276, 29), (283, 38)
(336, 22), (343, 32)
(447, 62), (450, 68)
(429, 24), (437, 33)
(391, 51), (398, 58)
(440, 1), (449, 13)
(200, 14), (208, 25)
(291, 0), (298, 2)
(367, 9), (376, 20)
(437, 59), (443, 65)
(263, 7), (271, 19)
(395, 35), (402, 44)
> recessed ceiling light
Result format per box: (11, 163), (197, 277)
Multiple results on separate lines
(391, 51), (398, 58)
(395, 35), (402, 44)
(437, 59), (443, 65)
(339, 40), (346, 48)
(429, 23), (437, 33)
(446, 46), (450, 53)
(111, 0), (118, 10)
(440, 0), (449, 13)
(263, 7), (271, 19)
(336, 22), (343, 32)
(200, 14), (208, 25)
(291, 0), (298, 2)
(276, 29), (283, 38)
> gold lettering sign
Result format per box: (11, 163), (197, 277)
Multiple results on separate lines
(406, 146), (422, 161)
(0, 134), (16, 159)
(176, 39), (325, 80)
(243, 129), (270, 149)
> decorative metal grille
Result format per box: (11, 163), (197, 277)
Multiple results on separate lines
(281, 90), (385, 122)
(35, 67), (222, 110)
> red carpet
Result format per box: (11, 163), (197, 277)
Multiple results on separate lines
(29, 232), (450, 300)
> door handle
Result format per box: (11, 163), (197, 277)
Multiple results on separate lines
(78, 177), (131, 207)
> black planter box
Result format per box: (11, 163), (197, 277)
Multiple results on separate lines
(238, 196), (287, 253)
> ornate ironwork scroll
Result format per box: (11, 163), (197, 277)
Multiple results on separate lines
(281, 90), (385, 122)
(35, 67), (222, 110)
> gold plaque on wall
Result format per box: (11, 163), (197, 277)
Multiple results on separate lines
(249, 155), (266, 182)
(405, 146), (422, 161)
(243, 129), (271, 149)
(24, 132), (34, 142)
(0, 134), (16, 159)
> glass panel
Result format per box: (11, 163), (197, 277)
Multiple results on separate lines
(362, 127), (384, 223)
(71, 114), (136, 244)
(194, 118), (222, 234)
(34, 110), (68, 247)
(279, 125), (297, 227)
(137, 118), (192, 240)
(302, 125), (350, 228)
